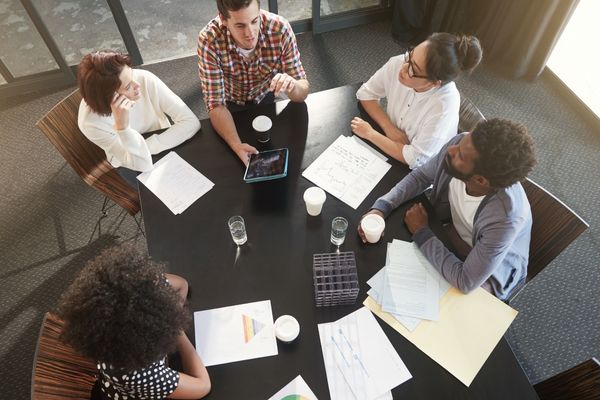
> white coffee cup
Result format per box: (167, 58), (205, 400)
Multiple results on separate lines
(252, 115), (272, 143)
(274, 315), (300, 343)
(303, 187), (326, 216)
(361, 214), (385, 243)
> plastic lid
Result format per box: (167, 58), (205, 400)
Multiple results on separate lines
(274, 315), (300, 342)
(303, 187), (326, 203)
(252, 115), (272, 132)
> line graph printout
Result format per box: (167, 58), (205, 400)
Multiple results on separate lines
(302, 136), (391, 209)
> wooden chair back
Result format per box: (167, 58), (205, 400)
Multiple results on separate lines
(31, 312), (96, 400)
(534, 358), (600, 400)
(458, 95), (486, 133)
(36, 90), (140, 215)
(521, 178), (588, 282)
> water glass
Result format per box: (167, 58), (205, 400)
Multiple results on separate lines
(330, 216), (348, 247)
(228, 216), (247, 245)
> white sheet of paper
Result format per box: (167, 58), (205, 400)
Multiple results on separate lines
(137, 151), (214, 215)
(318, 307), (411, 400)
(381, 244), (440, 320)
(193, 300), (277, 367)
(268, 375), (318, 400)
(367, 267), (421, 332)
(302, 135), (391, 209)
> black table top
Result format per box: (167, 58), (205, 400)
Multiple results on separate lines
(140, 85), (538, 400)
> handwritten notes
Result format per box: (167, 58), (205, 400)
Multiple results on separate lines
(302, 136), (391, 209)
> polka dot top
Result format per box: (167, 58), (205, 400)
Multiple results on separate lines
(96, 358), (179, 400)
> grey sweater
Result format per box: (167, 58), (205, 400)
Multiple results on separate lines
(373, 134), (532, 300)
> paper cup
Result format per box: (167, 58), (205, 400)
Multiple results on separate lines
(303, 187), (326, 216)
(361, 214), (385, 243)
(274, 315), (300, 343)
(252, 115), (272, 143)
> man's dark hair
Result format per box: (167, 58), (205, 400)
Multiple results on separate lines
(471, 118), (536, 188)
(217, 0), (258, 19)
(57, 243), (189, 371)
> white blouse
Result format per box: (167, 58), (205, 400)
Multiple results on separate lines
(356, 53), (460, 168)
(78, 69), (200, 172)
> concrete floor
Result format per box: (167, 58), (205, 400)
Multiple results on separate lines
(0, 0), (379, 79)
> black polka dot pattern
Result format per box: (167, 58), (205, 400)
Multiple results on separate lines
(96, 358), (179, 400)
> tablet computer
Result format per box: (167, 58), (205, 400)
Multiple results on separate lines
(243, 148), (289, 183)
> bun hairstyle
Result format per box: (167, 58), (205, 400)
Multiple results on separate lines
(77, 51), (132, 116)
(425, 33), (482, 85)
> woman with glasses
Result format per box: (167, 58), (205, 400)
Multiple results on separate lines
(351, 33), (482, 169)
(77, 51), (200, 185)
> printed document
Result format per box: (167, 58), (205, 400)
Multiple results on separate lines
(318, 307), (411, 400)
(193, 300), (277, 366)
(268, 375), (318, 400)
(302, 136), (391, 209)
(137, 151), (214, 214)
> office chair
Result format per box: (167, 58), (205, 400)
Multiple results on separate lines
(458, 95), (485, 133)
(534, 357), (600, 400)
(36, 89), (140, 217)
(31, 312), (97, 400)
(520, 178), (589, 283)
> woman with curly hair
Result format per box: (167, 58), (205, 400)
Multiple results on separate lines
(57, 244), (211, 399)
(351, 32), (482, 169)
(77, 50), (200, 185)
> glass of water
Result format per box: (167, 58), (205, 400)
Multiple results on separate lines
(228, 216), (247, 246)
(330, 216), (348, 247)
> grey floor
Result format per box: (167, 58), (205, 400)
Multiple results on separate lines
(1, 20), (599, 399)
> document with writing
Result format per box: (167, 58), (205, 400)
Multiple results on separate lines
(318, 307), (411, 400)
(302, 136), (391, 209)
(137, 151), (214, 215)
(380, 242), (440, 320)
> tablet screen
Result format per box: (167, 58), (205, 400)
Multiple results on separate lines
(245, 148), (288, 181)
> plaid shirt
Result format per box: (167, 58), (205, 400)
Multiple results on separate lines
(197, 10), (306, 112)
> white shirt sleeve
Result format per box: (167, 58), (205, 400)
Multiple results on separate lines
(356, 56), (399, 101)
(78, 103), (154, 172)
(142, 71), (200, 155)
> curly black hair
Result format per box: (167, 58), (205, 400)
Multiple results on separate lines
(57, 244), (189, 372)
(471, 118), (537, 188)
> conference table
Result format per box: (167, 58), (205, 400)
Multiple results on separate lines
(140, 85), (538, 399)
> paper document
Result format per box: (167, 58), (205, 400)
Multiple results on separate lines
(302, 135), (391, 209)
(193, 300), (277, 366)
(381, 242), (441, 320)
(318, 307), (411, 400)
(268, 375), (318, 400)
(364, 287), (518, 387)
(137, 151), (214, 214)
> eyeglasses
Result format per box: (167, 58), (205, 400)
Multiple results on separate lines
(405, 48), (429, 80)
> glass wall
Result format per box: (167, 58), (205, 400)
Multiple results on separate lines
(31, 0), (126, 66)
(319, 0), (379, 17)
(278, 0), (311, 22)
(0, 0), (58, 77)
(547, 0), (600, 118)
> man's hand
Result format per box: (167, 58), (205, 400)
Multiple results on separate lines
(357, 209), (385, 243)
(404, 203), (428, 234)
(350, 117), (377, 140)
(233, 142), (258, 166)
(269, 73), (296, 96)
(111, 93), (134, 131)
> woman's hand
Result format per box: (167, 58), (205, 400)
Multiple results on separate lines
(111, 93), (135, 131)
(350, 117), (377, 140)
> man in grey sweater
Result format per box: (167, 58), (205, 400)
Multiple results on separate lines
(359, 118), (536, 300)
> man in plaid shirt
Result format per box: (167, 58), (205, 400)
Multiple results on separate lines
(198, 0), (309, 165)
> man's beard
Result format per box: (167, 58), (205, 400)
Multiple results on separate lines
(443, 152), (473, 182)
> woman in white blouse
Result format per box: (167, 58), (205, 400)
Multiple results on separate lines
(77, 51), (200, 184)
(351, 33), (482, 169)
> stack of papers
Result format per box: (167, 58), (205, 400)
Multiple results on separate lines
(318, 307), (411, 400)
(137, 151), (214, 214)
(366, 240), (451, 331)
(302, 135), (391, 209)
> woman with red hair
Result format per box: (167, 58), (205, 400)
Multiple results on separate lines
(77, 51), (200, 184)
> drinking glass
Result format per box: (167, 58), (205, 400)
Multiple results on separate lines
(330, 216), (348, 247)
(228, 216), (247, 245)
